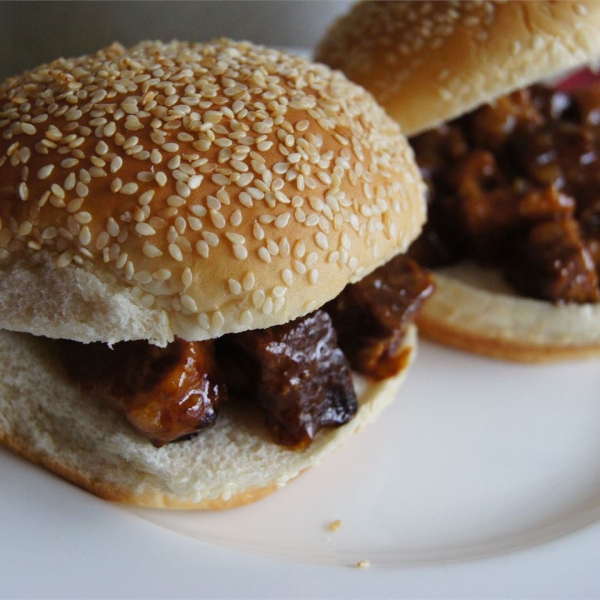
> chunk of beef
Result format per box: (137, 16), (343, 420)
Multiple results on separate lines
(411, 124), (470, 190)
(506, 219), (600, 304)
(465, 88), (544, 150)
(408, 126), (471, 266)
(407, 221), (460, 267)
(59, 339), (225, 447)
(571, 84), (600, 126)
(325, 256), (434, 380)
(449, 150), (575, 261)
(218, 311), (357, 448)
(411, 82), (600, 304)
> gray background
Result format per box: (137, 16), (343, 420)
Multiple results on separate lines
(0, 1), (353, 80)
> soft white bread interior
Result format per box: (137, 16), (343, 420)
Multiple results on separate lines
(417, 263), (600, 362)
(315, 1), (600, 136)
(0, 39), (425, 346)
(0, 326), (416, 509)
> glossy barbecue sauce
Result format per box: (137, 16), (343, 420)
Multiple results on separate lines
(60, 256), (434, 448)
(409, 79), (600, 305)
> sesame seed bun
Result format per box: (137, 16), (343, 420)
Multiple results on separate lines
(0, 40), (425, 507)
(0, 39), (425, 346)
(316, 1), (600, 362)
(316, 1), (600, 137)
(0, 326), (416, 508)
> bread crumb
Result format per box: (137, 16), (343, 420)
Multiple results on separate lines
(328, 519), (342, 532)
(356, 559), (371, 569)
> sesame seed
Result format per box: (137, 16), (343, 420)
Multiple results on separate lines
(107, 218), (120, 237)
(153, 268), (172, 281)
(181, 294), (198, 312)
(196, 240), (209, 258)
(210, 210), (226, 229)
(79, 226), (92, 246)
(18, 220), (32, 236)
(61, 158), (79, 169)
(56, 251), (73, 268)
(110, 156), (123, 173)
(103, 122), (117, 137)
(228, 279), (242, 295)
(135, 223), (156, 236)
(315, 232), (329, 250)
(96, 141), (109, 155)
(37, 164), (54, 180)
(240, 310), (253, 327)
(188, 175), (203, 189)
(202, 231), (219, 247)
(176, 181), (191, 198)
(233, 244), (248, 260)
(95, 231), (110, 250)
(21, 123), (36, 135)
(17, 182), (29, 202)
(143, 243), (162, 258)
(187, 216), (202, 230)
(75, 211), (92, 224)
(167, 195), (186, 208)
(139, 190), (155, 205)
(274, 212), (291, 229)
(212, 311), (225, 330)
(258, 247), (271, 263)
(190, 204), (206, 217)
(50, 183), (65, 199)
(76, 182), (90, 197)
(212, 174), (230, 186)
(115, 253), (128, 269)
(168, 243), (183, 261)
(252, 289), (265, 309)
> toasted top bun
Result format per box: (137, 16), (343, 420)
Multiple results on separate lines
(315, 1), (600, 136)
(0, 39), (425, 346)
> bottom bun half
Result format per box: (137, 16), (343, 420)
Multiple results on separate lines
(0, 326), (416, 509)
(417, 262), (600, 363)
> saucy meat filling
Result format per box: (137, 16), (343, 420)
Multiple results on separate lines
(325, 255), (434, 380)
(218, 310), (357, 448)
(59, 256), (431, 448)
(409, 83), (600, 304)
(58, 338), (224, 447)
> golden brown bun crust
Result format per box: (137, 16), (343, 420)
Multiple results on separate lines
(316, 1), (600, 136)
(0, 326), (417, 509)
(0, 40), (425, 345)
(418, 265), (600, 363)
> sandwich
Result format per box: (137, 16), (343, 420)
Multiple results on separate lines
(316, 1), (600, 362)
(0, 39), (431, 508)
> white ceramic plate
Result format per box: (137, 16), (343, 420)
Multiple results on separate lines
(3, 341), (600, 598)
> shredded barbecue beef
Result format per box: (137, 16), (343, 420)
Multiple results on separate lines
(409, 82), (600, 304)
(59, 258), (432, 448)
